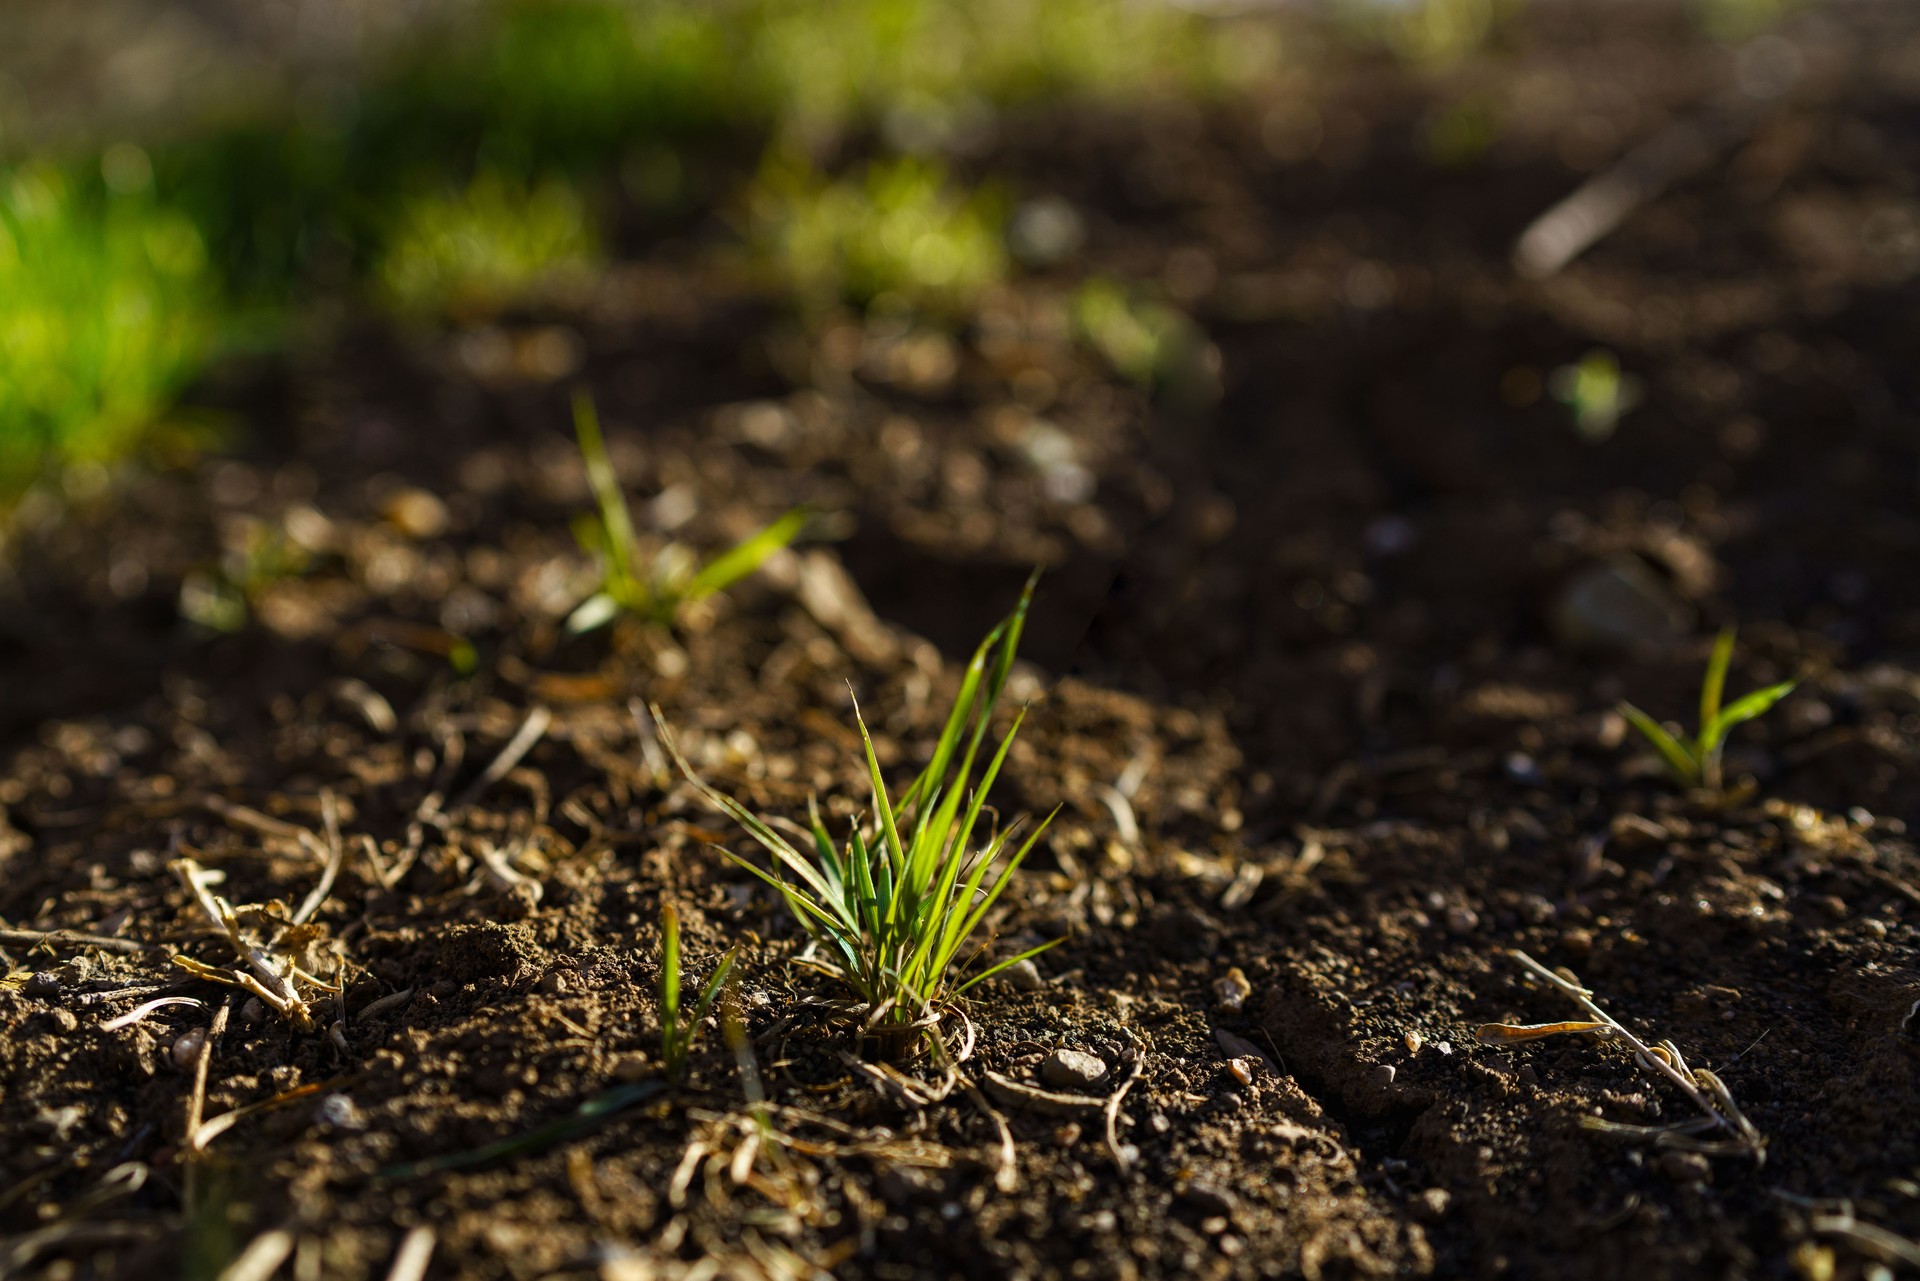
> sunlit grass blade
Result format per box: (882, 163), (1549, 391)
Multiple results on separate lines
(1619, 701), (1699, 786)
(1700, 627), (1735, 733)
(682, 506), (811, 603)
(661, 902), (684, 1037)
(1705, 680), (1798, 742)
(572, 388), (641, 601)
(954, 936), (1066, 995)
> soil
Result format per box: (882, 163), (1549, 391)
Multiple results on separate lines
(7, 4), (1920, 1279)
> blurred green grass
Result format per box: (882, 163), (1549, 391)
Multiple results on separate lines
(0, 0), (1811, 506)
(0, 159), (219, 498)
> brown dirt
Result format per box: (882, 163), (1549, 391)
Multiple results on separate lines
(7, 5), (1920, 1279)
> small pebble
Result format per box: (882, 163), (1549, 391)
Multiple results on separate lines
(172, 1029), (206, 1069)
(382, 487), (451, 540)
(1404, 1029), (1424, 1054)
(1004, 958), (1045, 992)
(22, 971), (61, 1000)
(316, 1093), (366, 1131)
(1445, 905), (1479, 936)
(1371, 1063), (1397, 1088)
(1658, 1150), (1712, 1184)
(1040, 1048), (1109, 1090)
(1213, 967), (1251, 1014)
(1414, 1188), (1452, 1222)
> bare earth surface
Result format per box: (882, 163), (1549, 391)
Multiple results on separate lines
(6, 5), (1920, 1279)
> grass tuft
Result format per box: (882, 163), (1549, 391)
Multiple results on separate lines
(374, 169), (601, 321)
(565, 390), (809, 633)
(656, 575), (1057, 1058)
(1619, 627), (1797, 792)
(0, 159), (220, 501)
(660, 902), (739, 1084)
(747, 154), (1007, 314)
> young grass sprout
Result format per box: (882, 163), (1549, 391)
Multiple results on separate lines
(656, 577), (1057, 1059)
(659, 902), (739, 1085)
(1619, 627), (1796, 792)
(566, 390), (809, 634)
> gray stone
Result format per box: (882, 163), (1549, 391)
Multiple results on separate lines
(1550, 556), (1693, 654)
(1040, 1048), (1108, 1090)
(1004, 958), (1045, 992)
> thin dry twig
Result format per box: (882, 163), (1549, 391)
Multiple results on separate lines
(385, 1227), (437, 1281)
(217, 1225), (295, 1281)
(201, 796), (327, 861)
(290, 791), (345, 928)
(1102, 1052), (1145, 1170)
(1502, 949), (1764, 1159)
(0, 927), (150, 955)
(182, 999), (234, 1152)
(980, 1070), (1108, 1115)
(957, 1075), (1019, 1193)
(101, 996), (207, 1031)
(170, 858), (321, 1030)
(454, 705), (552, 810)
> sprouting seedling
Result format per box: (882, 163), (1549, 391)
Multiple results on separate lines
(659, 902), (739, 1085)
(566, 389), (809, 635)
(654, 575), (1058, 1060)
(1618, 628), (1796, 792)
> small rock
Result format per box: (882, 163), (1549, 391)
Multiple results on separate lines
(612, 1053), (652, 1082)
(1445, 905), (1479, 936)
(1212, 967), (1251, 1014)
(1008, 197), (1086, 267)
(1550, 556), (1693, 655)
(171, 1028), (206, 1069)
(1370, 1063), (1397, 1088)
(1504, 752), (1543, 785)
(1658, 1150), (1712, 1184)
(1004, 958), (1045, 992)
(1414, 1188), (1452, 1222)
(382, 487), (451, 540)
(22, 971), (61, 1000)
(43, 1007), (79, 1034)
(1040, 1049), (1109, 1091)
(315, 1093), (365, 1131)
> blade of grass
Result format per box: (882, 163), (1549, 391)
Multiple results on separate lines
(1700, 628), (1735, 734)
(572, 389), (642, 603)
(1706, 680), (1799, 740)
(953, 936), (1065, 994)
(681, 507), (811, 603)
(1619, 701), (1699, 785)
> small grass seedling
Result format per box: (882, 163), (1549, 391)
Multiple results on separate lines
(566, 389), (809, 634)
(1619, 627), (1796, 792)
(657, 576), (1057, 1059)
(659, 902), (739, 1085)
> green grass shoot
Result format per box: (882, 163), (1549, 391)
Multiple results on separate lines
(1618, 628), (1797, 792)
(659, 902), (739, 1084)
(654, 575), (1058, 1057)
(565, 390), (809, 634)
